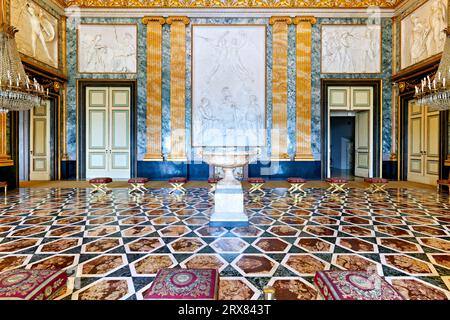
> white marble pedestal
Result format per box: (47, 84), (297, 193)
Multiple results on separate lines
(209, 174), (249, 227)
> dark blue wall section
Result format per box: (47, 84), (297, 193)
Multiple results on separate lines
(382, 160), (398, 180)
(137, 161), (322, 180)
(249, 161), (322, 180)
(137, 161), (209, 180)
(61, 160), (77, 180)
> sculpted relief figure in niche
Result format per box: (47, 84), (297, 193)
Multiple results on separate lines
(401, 0), (447, 69)
(10, 0), (58, 68)
(77, 24), (137, 73)
(192, 25), (266, 148)
(321, 24), (381, 73)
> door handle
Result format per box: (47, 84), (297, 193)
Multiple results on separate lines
(30, 150), (33, 155)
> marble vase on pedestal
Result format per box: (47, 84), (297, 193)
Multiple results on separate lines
(209, 167), (248, 227)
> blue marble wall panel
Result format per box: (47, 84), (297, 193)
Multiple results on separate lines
(65, 16), (393, 163)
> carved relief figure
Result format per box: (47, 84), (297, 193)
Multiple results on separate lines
(321, 25), (381, 73)
(10, 0), (58, 68)
(78, 25), (137, 73)
(192, 26), (265, 147)
(401, 0), (448, 69)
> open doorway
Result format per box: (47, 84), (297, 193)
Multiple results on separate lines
(321, 80), (382, 179)
(330, 115), (355, 179)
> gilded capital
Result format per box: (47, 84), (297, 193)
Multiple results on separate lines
(142, 16), (166, 25)
(269, 16), (293, 25)
(166, 16), (190, 25)
(293, 16), (317, 25)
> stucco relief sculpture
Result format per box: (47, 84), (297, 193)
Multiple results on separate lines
(321, 24), (381, 73)
(10, 0), (58, 68)
(192, 25), (265, 147)
(77, 24), (137, 73)
(401, 0), (447, 69)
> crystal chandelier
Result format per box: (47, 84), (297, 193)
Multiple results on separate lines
(0, 4), (47, 113)
(415, 4), (450, 111)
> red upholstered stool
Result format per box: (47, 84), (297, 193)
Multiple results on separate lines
(169, 177), (187, 194)
(143, 268), (219, 300)
(365, 178), (389, 194)
(325, 178), (348, 194)
(437, 180), (450, 193)
(0, 181), (6, 203)
(207, 177), (221, 195)
(0, 269), (68, 300)
(248, 178), (265, 194)
(128, 177), (149, 194)
(287, 177), (307, 195)
(89, 177), (113, 194)
(314, 271), (404, 300)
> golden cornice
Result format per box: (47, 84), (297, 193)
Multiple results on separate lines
(65, 0), (404, 9)
(142, 16), (166, 25)
(269, 16), (293, 25)
(166, 16), (190, 25)
(293, 16), (317, 25)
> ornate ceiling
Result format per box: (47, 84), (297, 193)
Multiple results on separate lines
(64, 0), (405, 9)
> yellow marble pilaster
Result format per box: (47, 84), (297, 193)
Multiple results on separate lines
(143, 16), (165, 161)
(270, 16), (292, 161)
(293, 16), (316, 161)
(167, 16), (189, 161)
(0, 113), (13, 167)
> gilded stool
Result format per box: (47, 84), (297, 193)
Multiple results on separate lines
(128, 177), (149, 194)
(169, 177), (187, 194)
(365, 178), (389, 194)
(89, 177), (113, 194)
(248, 178), (265, 194)
(287, 177), (307, 195)
(326, 178), (348, 194)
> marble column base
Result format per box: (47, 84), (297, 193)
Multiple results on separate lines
(209, 188), (249, 227)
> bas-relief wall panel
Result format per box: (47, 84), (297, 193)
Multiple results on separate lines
(65, 16), (392, 162)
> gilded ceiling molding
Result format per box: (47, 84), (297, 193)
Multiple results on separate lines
(65, 0), (404, 9)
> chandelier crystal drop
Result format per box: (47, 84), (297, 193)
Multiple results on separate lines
(415, 23), (450, 111)
(0, 23), (47, 113)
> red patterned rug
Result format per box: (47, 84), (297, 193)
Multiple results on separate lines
(314, 271), (405, 300)
(0, 269), (67, 300)
(144, 268), (219, 300)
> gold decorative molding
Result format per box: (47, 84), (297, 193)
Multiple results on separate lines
(166, 16), (190, 25)
(293, 16), (315, 161)
(0, 113), (13, 167)
(61, 82), (69, 160)
(445, 157), (450, 167)
(167, 16), (189, 161)
(65, 0), (404, 9)
(269, 16), (293, 25)
(143, 16), (165, 161)
(62, 16), (67, 74)
(270, 16), (291, 161)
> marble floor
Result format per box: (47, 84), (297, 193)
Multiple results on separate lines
(0, 186), (450, 300)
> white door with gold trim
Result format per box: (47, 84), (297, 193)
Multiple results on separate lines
(86, 87), (131, 179)
(30, 100), (51, 180)
(407, 100), (440, 185)
(355, 111), (370, 178)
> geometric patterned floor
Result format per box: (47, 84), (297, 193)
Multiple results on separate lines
(0, 187), (449, 300)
